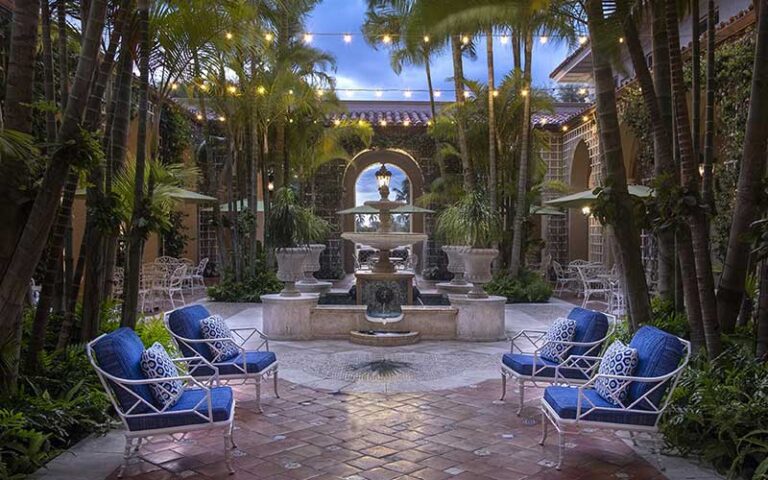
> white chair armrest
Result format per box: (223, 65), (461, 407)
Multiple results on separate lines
(229, 326), (270, 351)
(509, 329), (548, 353)
(172, 356), (220, 386)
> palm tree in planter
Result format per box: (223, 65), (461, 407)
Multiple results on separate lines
(437, 191), (502, 298)
(267, 187), (329, 296)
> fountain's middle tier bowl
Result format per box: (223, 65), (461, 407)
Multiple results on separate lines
(341, 232), (428, 250)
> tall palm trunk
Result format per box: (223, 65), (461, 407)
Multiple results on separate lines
(757, 262), (768, 360)
(691, 0), (701, 179)
(58, 0), (69, 107)
(509, 30), (533, 277)
(717, 0), (768, 334)
(0, 0), (109, 393)
(486, 30), (498, 214)
(121, 0), (152, 328)
(40, 0), (57, 142)
(702, 0), (716, 208)
(622, 8), (706, 351)
(665, 0), (721, 356)
(451, 35), (473, 191)
(585, 0), (651, 330)
(424, 53), (437, 121)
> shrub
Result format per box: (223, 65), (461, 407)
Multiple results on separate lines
(485, 270), (552, 303)
(208, 269), (282, 302)
(661, 346), (768, 479)
(135, 316), (177, 354)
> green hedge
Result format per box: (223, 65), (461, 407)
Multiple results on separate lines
(207, 269), (282, 302)
(485, 270), (552, 303)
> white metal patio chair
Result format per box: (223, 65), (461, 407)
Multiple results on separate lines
(112, 266), (125, 300)
(164, 304), (279, 412)
(87, 328), (237, 477)
(539, 326), (691, 470)
(576, 265), (612, 308)
(500, 307), (615, 415)
(552, 261), (579, 296)
(139, 264), (160, 312)
(187, 257), (209, 291)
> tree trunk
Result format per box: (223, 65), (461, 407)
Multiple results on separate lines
(691, 0), (701, 180)
(121, 0), (152, 329)
(424, 54), (437, 122)
(702, 0), (716, 208)
(40, 0), (58, 142)
(451, 35), (473, 191)
(757, 262), (768, 360)
(666, 0), (721, 356)
(58, 0), (69, 108)
(509, 30), (533, 277)
(622, 7), (705, 351)
(0, 0), (109, 393)
(586, 0), (651, 330)
(486, 30), (498, 214)
(717, 0), (768, 335)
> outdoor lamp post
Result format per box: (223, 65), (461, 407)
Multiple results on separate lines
(375, 163), (392, 200)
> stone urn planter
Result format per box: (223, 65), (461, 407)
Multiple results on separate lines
(461, 248), (499, 298)
(443, 245), (470, 285)
(276, 247), (311, 297)
(301, 244), (326, 284)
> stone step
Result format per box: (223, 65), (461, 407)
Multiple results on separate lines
(349, 330), (420, 346)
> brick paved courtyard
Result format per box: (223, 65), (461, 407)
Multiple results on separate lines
(109, 378), (666, 480)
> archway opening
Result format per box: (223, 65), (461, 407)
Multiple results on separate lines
(569, 140), (591, 262)
(354, 164), (412, 233)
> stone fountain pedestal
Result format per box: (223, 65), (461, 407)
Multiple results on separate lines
(436, 282), (474, 295)
(449, 294), (506, 341)
(262, 293), (320, 340)
(296, 280), (332, 294)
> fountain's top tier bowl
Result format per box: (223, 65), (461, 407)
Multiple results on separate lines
(364, 199), (403, 211)
(341, 232), (427, 250)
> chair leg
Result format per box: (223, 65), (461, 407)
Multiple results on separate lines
(516, 379), (525, 416)
(273, 369), (280, 398)
(499, 371), (507, 401)
(255, 379), (263, 413)
(229, 421), (238, 449)
(556, 429), (565, 470)
(118, 437), (134, 478)
(224, 429), (234, 475)
(653, 433), (666, 472)
(539, 414), (549, 446)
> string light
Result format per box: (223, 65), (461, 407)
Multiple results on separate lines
(521, 89), (529, 97)
(257, 85), (266, 95)
(423, 35), (430, 43)
(561, 125), (569, 131)
(578, 88), (587, 95)
(288, 118), (294, 123)
(427, 120), (433, 126)
(582, 115), (590, 122)
(199, 83), (209, 92)
(539, 118), (547, 125)
(619, 37), (624, 43)
(492, 90), (499, 97)
(375, 90), (383, 98)
(343, 33), (352, 43)
(461, 35), (470, 45)
(218, 115), (226, 122)
(382, 34), (392, 44)
(403, 119), (411, 126)
(500, 35), (509, 45)
(379, 120), (387, 126)
(265, 32), (274, 42)
(539, 36), (548, 44)
(578, 36), (588, 45)
(404, 90), (412, 98)
(316, 88), (325, 97)
(434, 90), (442, 98)
(170, 82), (179, 91)
(333, 119), (341, 126)
(463, 90), (471, 98)
(359, 120), (366, 126)
(195, 113), (204, 121)
(303, 33), (313, 43)
(288, 89), (294, 95)
(225, 32), (233, 40)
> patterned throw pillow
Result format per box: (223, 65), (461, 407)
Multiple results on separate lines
(539, 317), (577, 363)
(595, 340), (639, 406)
(200, 315), (239, 361)
(140, 342), (183, 408)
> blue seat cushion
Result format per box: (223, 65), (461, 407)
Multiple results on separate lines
(502, 353), (589, 380)
(167, 305), (213, 360)
(126, 386), (234, 431)
(91, 328), (154, 414)
(627, 326), (684, 409)
(190, 351), (277, 377)
(544, 386), (659, 427)
(567, 307), (610, 356)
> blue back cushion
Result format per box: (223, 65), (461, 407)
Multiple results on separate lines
(627, 326), (684, 409)
(167, 305), (213, 360)
(567, 307), (609, 356)
(92, 328), (154, 413)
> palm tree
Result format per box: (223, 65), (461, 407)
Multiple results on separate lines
(664, 0), (721, 354)
(0, 0), (110, 393)
(716, 0), (768, 334)
(584, 0), (651, 329)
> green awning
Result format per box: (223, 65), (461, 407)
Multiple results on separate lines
(544, 185), (654, 209)
(529, 205), (566, 216)
(75, 187), (217, 204)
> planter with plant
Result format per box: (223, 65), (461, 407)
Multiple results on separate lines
(268, 188), (329, 297)
(300, 244), (327, 284)
(436, 191), (502, 298)
(442, 245), (470, 285)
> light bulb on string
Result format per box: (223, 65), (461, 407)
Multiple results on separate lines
(379, 120), (387, 126)
(539, 36), (548, 44)
(500, 35), (509, 45)
(257, 85), (266, 95)
(375, 90), (383, 98)
(227, 85), (237, 94)
(461, 35), (470, 45)
(434, 90), (441, 98)
(170, 82), (179, 91)
(403, 119), (411, 126)
(521, 89), (529, 97)
(225, 32), (233, 40)
(195, 113), (204, 121)
(382, 34), (392, 44)
(404, 90), (412, 98)
(491, 90), (499, 97)
(343, 34), (352, 43)
(303, 33), (313, 43)
(578, 36), (588, 45)
(333, 119), (341, 126)
(423, 35), (430, 43)
(218, 115), (226, 122)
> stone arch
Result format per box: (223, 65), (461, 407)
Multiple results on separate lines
(340, 148), (426, 273)
(568, 140), (591, 262)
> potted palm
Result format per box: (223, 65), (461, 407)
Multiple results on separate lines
(268, 188), (329, 296)
(436, 191), (501, 298)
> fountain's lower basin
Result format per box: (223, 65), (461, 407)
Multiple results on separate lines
(350, 330), (420, 346)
